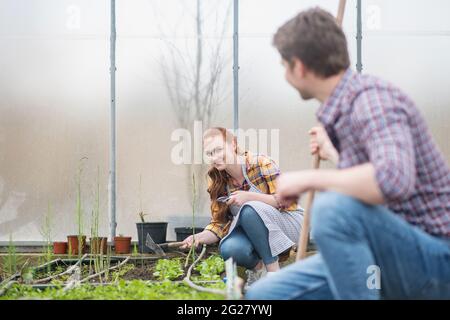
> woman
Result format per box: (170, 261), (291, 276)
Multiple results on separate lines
(181, 127), (303, 283)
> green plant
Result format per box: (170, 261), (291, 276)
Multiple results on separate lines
(132, 243), (138, 256)
(137, 174), (147, 223)
(67, 241), (72, 259)
(153, 258), (184, 281)
(103, 245), (112, 282)
(75, 157), (88, 258)
(185, 172), (198, 268)
(2, 234), (18, 277)
(90, 166), (101, 241)
(0, 279), (225, 300)
(138, 211), (147, 223)
(111, 263), (134, 282)
(194, 255), (225, 280)
(39, 201), (53, 273)
(89, 166), (103, 277)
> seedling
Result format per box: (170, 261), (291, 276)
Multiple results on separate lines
(138, 211), (147, 223)
(90, 166), (104, 277)
(137, 174), (148, 223)
(3, 234), (17, 277)
(153, 258), (184, 281)
(194, 255), (225, 280)
(74, 157), (88, 258)
(132, 243), (139, 257)
(40, 201), (53, 273)
(185, 173), (198, 268)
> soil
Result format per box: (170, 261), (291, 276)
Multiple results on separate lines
(121, 265), (156, 281)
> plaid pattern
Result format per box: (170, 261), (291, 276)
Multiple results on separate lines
(205, 152), (298, 239)
(317, 68), (450, 238)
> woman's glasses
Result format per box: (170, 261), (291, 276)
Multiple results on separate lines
(205, 146), (224, 158)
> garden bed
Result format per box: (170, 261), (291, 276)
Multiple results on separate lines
(0, 246), (230, 300)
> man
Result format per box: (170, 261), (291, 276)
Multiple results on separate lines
(246, 7), (450, 299)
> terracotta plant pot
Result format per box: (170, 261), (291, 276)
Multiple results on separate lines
(114, 236), (131, 254)
(90, 237), (108, 254)
(67, 235), (86, 255)
(53, 241), (67, 255)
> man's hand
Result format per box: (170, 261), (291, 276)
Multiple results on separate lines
(309, 126), (339, 164)
(276, 171), (316, 205)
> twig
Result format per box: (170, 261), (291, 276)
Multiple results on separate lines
(0, 274), (18, 287)
(0, 280), (18, 296)
(0, 273), (20, 290)
(80, 256), (130, 283)
(184, 244), (195, 268)
(19, 259), (30, 274)
(0, 260), (32, 295)
(183, 245), (226, 296)
(63, 266), (81, 291)
(33, 254), (88, 284)
(33, 258), (62, 273)
(173, 250), (188, 257)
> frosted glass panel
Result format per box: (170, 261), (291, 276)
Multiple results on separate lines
(0, 0), (448, 241)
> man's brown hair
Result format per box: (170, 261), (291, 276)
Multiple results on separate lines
(273, 7), (350, 77)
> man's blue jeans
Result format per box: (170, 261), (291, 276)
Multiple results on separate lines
(245, 192), (450, 299)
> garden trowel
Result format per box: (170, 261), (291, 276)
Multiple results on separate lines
(145, 233), (185, 255)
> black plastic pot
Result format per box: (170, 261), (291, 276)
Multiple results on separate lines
(174, 227), (204, 242)
(136, 222), (168, 253)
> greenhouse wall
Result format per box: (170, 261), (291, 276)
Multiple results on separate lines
(0, 0), (449, 241)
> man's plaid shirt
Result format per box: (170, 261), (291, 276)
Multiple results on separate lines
(317, 68), (450, 238)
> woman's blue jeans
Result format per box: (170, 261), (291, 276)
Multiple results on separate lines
(219, 205), (278, 269)
(245, 192), (450, 300)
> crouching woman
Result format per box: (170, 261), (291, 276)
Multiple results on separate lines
(181, 127), (303, 283)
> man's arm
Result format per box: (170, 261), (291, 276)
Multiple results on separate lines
(277, 88), (416, 206)
(350, 88), (416, 202)
(276, 164), (384, 205)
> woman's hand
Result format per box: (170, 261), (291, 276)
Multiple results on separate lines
(309, 126), (339, 164)
(227, 190), (254, 207)
(180, 234), (202, 249)
(180, 230), (219, 249)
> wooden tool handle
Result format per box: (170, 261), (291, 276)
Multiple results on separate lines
(296, 154), (320, 261)
(296, 0), (346, 261)
(336, 0), (347, 27)
(165, 242), (184, 248)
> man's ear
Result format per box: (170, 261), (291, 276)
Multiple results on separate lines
(292, 57), (306, 78)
